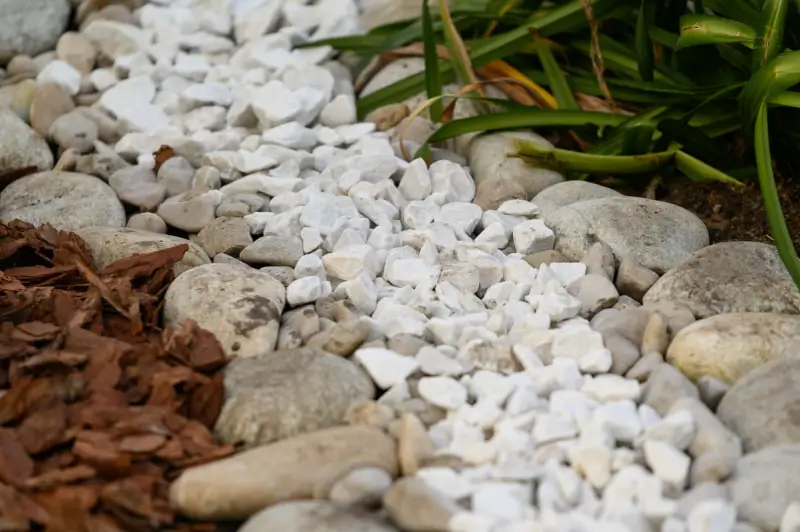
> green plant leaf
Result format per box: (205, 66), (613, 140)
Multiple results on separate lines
(534, 36), (577, 109)
(673, 151), (745, 185)
(356, 0), (621, 116)
(754, 103), (800, 288)
(768, 91), (800, 108)
(636, 0), (655, 81)
(422, 109), (629, 145)
(752, 0), (789, 71)
(621, 124), (657, 154)
(421, 0), (443, 122)
(703, 0), (760, 24)
(739, 50), (800, 141)
(675, 14), (756, 49)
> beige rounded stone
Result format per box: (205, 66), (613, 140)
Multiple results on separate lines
(666, 312), (800, 384)
(473, 177), (527, 212)
(75, 226), (209, 276)
(169, 425), (398, 520)
(56, 32), (97, 73)
(164, 263), (286, 358)
(29, 81), (75, 137)
(468, 131), (564, 198)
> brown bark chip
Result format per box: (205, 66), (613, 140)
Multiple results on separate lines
(0, 221), (233, 531)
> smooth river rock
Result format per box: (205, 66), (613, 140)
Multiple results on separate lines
(0, 171), (125, 231)
(644, 241), (800, 318)
(0, 106), (54, 172)
(164, 263), (286, 358)
(238, 501), (398, 532)
(544, 197), (709, 274)
(214, 348), (375, 448)
(468, 131), (565, 199)
(729, 445), (800, 531)
(532, 180), (622, 215)
(170, 425), (399, 520)
(75, 226), (210, 276)
(717, 358), (800, 453)
(666, 313), (800, 384)
(0, 0), (71, 63)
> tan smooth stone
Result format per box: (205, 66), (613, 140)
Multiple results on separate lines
(169, 425), (398, 520)
(666, 312), (800, 384)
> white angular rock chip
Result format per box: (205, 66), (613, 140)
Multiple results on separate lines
(164, 264), (286, 358)
(418, 376), (468, 410)
(513, 219), (555, 254)
(354, 347), (420, 389)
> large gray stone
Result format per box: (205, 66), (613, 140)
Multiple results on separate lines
(544, 196), (709, 274)
(0, 106), (54, 172)
(0, 171), (124, 231)
(0, 0), (70, 64)
(666, 313), (800, 385)
(214, 347), (375, 448)
(239, 501), (398, 532)
(729, 445), (800, 531)
(164, 263), (286, 358)
(644, 242), (800, 318)
(75, 227), (210, 276)
(170, 425), (398, 520)
(532, 180), (622, 215)
(717, 358), (800, 453)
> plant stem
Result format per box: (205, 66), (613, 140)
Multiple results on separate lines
(515, 140), (675, 173)
(754, 104), (800, 288)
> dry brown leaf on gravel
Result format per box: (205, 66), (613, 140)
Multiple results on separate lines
(0, 221), (233, 531)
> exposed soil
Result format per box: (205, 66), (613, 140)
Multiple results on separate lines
(611, 176), (800, 250)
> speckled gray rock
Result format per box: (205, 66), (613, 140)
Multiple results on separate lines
(169, 425), (398, 520)
(729, 445), (800, 531)
(468, 131), (564, 199)
(532, 180), (622, 215)
(214, 347), (374, 448)
(75, 226), (210, 276)
(241, 235), (304, 267)
(717, 358), (800, 453)
(0, 106), (53, 171)
(194, 217), (253, 258)
(164, 263), (285, 358)
(644, 242), (800, 318)
(0, 171), (124, 231)
(666, 313), (800, 385)
(0, 0), (70, 64)
(544, 197), (709, 274)
(239, 501), (397, 532)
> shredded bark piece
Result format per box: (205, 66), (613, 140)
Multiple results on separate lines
(0, 221), (232, 531)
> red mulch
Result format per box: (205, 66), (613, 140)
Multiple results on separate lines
(0, 221), (234, 532)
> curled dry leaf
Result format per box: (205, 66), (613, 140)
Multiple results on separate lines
(153, 145), (175, 173)
(0, 221), (232, 531)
